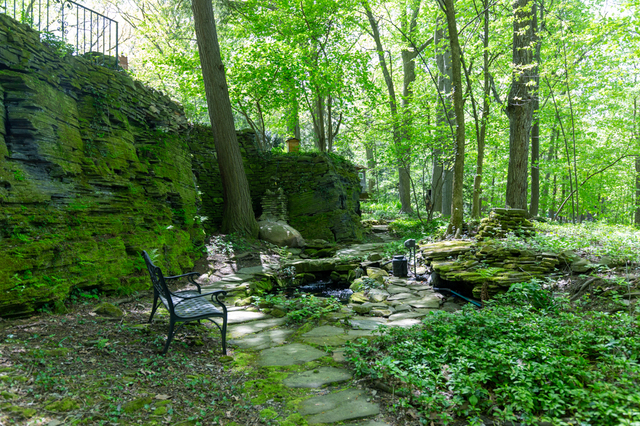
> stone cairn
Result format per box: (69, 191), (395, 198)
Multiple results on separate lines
(476, 208), (535, 240)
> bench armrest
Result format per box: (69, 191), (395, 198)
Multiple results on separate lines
(164, 272), (200, 280)
(164, 272), (201, 292)
(174, 290), (228, 305)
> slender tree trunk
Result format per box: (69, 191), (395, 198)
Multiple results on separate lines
(366, 146), (375, 193)
(441, 0), (465, 234)
(529, 1), (542, 216)
(472, 0), (490, 219)
(540, 126), (556, 216)
(398, 48), (417, 214)
(364, 1), (417, 214)
(192, 0), (258, 237)
(433, 18), (454, 216)
(505, 0), (535, 212)
(314, 95), (326, 152)
(635, 97), (640, 225)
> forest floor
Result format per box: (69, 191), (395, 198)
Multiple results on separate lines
(0, 233), (638, 426)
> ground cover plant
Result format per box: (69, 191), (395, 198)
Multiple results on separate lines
(503, 222), (640, 266)
(0, 292), (265, 426)
(346, 284), (640, 425)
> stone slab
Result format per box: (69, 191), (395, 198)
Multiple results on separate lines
(283, 366), (352, 388)
(301, 325), (373, 346)
(227, 317), (287, 338)
(237, 265), (274, 275)
(258, 343), (327, 367)
(229, 329), (294, 350)
(386, 285), (410, 294)
(386, 318), (422, 328)
(349, 317), (387, 330)
(387, 311), (425, 321)
(227, 310), (270, 324)
(299, 389), (380, 424)
(407, 294), (441, 309)
(386, 292), (416, 301)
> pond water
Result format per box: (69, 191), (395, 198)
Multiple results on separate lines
(285, 279), (353, 302)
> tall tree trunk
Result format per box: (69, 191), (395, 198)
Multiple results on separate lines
(314, 95), (327, 152)
(433, 17), (454, 216)
(192, 0), (258, 237)
(398, 48), (417, 214)
(441, 0), (465, 234)
(635, 96), (640, 225)
(540, 126), (556, 216)
(471, 0), (490, 218)
(505, 0), (535, 211)
(529, 1), (542, 216)
(364, 1), (421, 214)
(366, 145), (376, 193)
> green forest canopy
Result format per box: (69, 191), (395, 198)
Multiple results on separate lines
(107, 0), (638, 225)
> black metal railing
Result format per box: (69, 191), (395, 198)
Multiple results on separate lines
(0, 0), (119, 68)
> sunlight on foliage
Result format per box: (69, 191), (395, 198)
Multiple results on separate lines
(530, 222), (640, 265)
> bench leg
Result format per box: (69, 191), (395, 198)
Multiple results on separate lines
(149, 290), (160, 323)
(162, 320), (176, 355)
(221, 314), (228, 355)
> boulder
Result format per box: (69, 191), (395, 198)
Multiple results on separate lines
(258, 220), (305, 248)
(366, 267), (389, 284)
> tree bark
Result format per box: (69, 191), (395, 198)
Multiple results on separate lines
(529, 1), (541, 216)
(433, 17), (454, 216)
(398, 48), (416, 214)
(192, 0), (258, 237)
(441, 0), (465, 234)
(471, 0), (491, 219)
(366, 145), (376, 193)
(540, 126), (556, 216)
(505, 0), (535, 211)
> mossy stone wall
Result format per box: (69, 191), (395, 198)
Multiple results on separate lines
(0, 15), (203, 316)
(0, 14), (362, 316)
(189, 127), (363, 243)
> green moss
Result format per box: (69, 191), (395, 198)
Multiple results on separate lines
(259, 408), (279, 420)
(281, 413), (308, 426)
(45, 397), (80, 412)
(1, 404), (36, 418)
(123, 396), (153, 413)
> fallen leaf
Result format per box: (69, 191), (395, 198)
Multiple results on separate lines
(155, 394), (171, 400)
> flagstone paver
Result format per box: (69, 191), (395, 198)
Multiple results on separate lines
(229, 328), (294, 350)
(298, 388), (380, 424)
(283, 366), (352, 388)
(227, 317), (287, 338)
(258, 343), (327, 367)
(348, 317), (387, 330)
(301, 325), (373, 346)
(227, 310), (270, 324)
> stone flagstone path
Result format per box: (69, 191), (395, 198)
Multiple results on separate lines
(198, 261), (466, 426)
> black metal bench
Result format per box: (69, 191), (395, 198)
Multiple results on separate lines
(142, 251), (228, 355)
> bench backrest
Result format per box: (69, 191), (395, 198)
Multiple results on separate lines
(142, 250), (175, 312)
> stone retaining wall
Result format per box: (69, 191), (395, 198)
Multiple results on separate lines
(189, 128), (363, 243)
(0, 14), (362, 316)
(0, 14), (202, 315)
